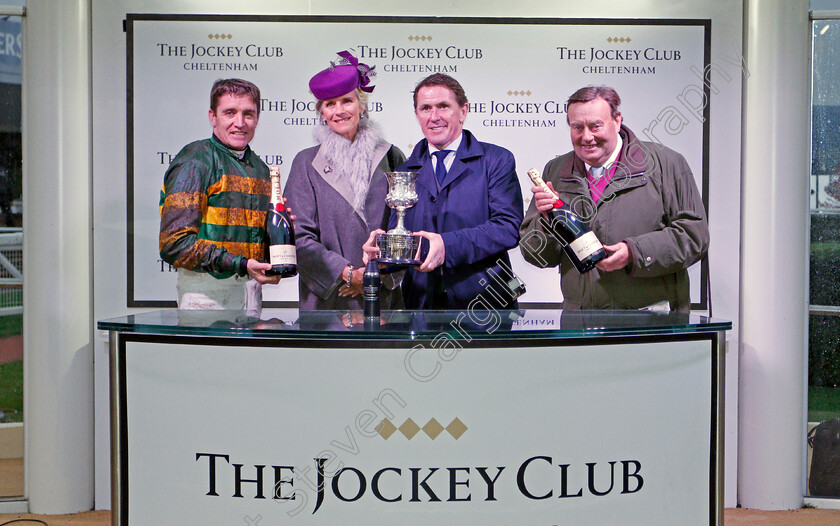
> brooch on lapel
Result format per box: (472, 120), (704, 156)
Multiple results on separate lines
(323, 165), (332, 174)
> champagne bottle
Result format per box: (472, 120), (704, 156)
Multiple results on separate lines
(527, 168), (606, 273)
(363, 259), (381, 321)
(265, 166), (297, 277)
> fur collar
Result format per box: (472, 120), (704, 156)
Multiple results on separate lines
(313, 118), (386, 212)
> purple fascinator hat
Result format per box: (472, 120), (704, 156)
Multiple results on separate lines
(309, 50), (376, 100)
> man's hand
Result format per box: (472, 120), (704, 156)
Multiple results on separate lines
(595, 242), (631, 272)
(415, 231), (445, 272)
(531, 180), (558, 214)
(246, 258), (282, 285)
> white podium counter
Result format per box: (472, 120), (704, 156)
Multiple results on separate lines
(99, 308), (730, 526)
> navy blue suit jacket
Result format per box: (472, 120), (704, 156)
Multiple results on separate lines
(392, 130), (523, 309)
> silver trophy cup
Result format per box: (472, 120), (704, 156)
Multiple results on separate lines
(375, 171), (421, 265)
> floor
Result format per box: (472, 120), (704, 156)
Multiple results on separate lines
(0, 511), (109, 525)
(0, 459), (22, 498)
(0, 334), (22, 364)
(1, 508), (840, 525)
(726, 508), (840, 524)
(0, 329), (24, 369)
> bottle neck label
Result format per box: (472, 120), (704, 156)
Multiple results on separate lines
(270, 176), (283, 206)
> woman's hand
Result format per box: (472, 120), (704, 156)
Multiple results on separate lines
(337, 265), (364, 297)
(362, 229), (384, 264)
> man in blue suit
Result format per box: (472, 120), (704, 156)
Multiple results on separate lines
(386, 73), (523, 310)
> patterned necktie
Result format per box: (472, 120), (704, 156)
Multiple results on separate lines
(590, 165), (606, 180)
(433, 150), (451, 184)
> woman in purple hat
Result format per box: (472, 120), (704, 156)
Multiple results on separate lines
(284, 51), (405, 310)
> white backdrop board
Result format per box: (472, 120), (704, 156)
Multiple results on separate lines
(126, 15), (714, 308)
(117, 333), (719, 525)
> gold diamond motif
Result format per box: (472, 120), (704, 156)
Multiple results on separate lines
(208, 33), (214, 39)
(423, 418), (445, 439)
(399, 418), (421, 439)
(376, 418), (397, 440)
(607, 37), (613, 43)
(446, 417), (468, 439)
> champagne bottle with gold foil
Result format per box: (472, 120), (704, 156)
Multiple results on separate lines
(265, 167), (297, 277)
(527, 168), (606, 273)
